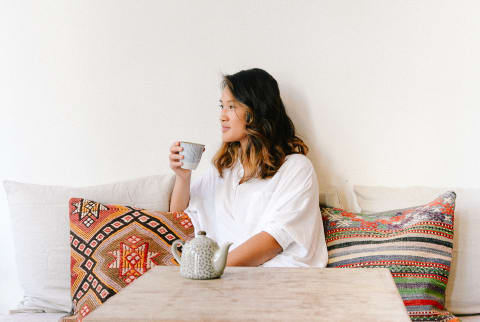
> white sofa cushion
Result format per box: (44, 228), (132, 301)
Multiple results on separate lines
(2, 174), (175, 313)
(353, 185), (480, 315)
(319, 187), (342, 209)
(0, 313), (66, 322)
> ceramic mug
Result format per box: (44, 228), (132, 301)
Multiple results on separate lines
(179, 141), (205, 170)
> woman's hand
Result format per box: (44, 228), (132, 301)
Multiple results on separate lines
(169, 141), (192, 180)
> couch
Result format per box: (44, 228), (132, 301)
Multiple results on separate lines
(1, 174), (479, 321)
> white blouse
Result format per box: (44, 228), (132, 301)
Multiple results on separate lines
(184, 153), (328, 267)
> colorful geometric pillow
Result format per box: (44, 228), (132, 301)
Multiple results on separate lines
(321, 191), (459, 322)
(66, 198), (194, 321)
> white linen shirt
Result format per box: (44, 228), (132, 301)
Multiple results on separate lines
(184, 153), (328, 267)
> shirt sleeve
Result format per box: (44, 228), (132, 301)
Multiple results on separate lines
(260, 155), (321, 252)
(183, 163), (217, 231)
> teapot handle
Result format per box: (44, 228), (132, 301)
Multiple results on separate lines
(171, 239), (184, 264)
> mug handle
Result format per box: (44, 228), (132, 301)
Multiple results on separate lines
(171, 239), (184, 264)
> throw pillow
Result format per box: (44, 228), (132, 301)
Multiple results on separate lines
(353, 185), (480, 315)
(2, 174), (175, 313)
(321, 191), (459, 322)
(66, 198), (194, 321)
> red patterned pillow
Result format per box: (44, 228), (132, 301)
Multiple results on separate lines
(66, 198), (194, 321)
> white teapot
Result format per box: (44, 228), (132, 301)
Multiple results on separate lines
(171, 231), (233, 279)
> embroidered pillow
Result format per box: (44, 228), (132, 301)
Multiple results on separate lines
(321, 191), (459, 322)
(67, 198), (194, 321)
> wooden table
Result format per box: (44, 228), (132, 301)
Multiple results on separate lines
(85, 266), (410, 321)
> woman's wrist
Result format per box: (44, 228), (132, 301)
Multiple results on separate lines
(175, 172), (191, 182)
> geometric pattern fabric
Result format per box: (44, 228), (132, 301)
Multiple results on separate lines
(321, 191), (459, 322)
(66, 198), (194, 321)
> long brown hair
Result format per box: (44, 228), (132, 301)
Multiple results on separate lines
(213, 68), (309, 184)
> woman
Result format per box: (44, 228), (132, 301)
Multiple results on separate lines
(168, 68), (328, 267)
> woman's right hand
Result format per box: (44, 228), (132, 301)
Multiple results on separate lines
(169, 141), (192, 179)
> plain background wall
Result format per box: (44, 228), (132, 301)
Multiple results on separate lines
(1, 0), (479, 313)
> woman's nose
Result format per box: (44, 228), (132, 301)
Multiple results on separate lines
(220, 109), (228, 121)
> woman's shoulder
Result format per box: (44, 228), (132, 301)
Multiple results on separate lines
(204, 162), (222, 178)
(275, 153), (315, 180)
(191, 162), (218, 183)
(283, 153), (313, 170)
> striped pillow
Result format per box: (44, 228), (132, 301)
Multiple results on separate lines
(321, 191), (459, 322)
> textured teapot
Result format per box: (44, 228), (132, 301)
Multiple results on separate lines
(171, 231), (233, 279)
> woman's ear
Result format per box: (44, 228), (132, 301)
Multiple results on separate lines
(246, 111), (253, 124)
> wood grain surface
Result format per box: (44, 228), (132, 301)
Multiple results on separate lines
(85, 266), (410, 322)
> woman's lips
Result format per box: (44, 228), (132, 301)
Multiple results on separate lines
(222, 127), (230, 133)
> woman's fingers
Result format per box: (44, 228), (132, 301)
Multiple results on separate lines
(169, 157), (183, 166)
(169, 142), (189, 173)
(170, 145), (183, 153)
(170, 154), (184, 161)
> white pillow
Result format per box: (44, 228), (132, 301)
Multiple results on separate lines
(353, 185), (480, 315)
(2, 174), (175, 313)
(318, 188), (342, 209)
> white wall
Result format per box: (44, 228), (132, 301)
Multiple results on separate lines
(1, 0), (479, 313)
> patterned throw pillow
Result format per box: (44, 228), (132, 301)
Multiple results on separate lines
(66, 198), (194, 321)
(321, 191), (459, 322)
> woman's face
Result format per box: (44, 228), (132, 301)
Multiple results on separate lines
(219, 87), (248, 146)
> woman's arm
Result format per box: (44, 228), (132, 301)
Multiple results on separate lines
(226, 231), (283, 267)
(169, 141), (196, 212)
(169, 174), (191, 212)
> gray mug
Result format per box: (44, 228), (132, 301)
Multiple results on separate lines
(179, 141), (205, 170)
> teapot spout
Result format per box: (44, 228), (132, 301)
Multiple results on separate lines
(213, 242), (233, 277)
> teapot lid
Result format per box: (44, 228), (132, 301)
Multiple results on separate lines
(188, 230), (217, 249)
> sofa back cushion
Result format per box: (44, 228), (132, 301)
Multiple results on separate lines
(354, 185), (480, 315)
(319, 188), (342, 209)
(2, 174), (175, 313)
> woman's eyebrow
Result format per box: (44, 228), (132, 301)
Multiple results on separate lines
(219, 99), (234, 103)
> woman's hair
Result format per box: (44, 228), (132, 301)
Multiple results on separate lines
(213, 68), (309, 184)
